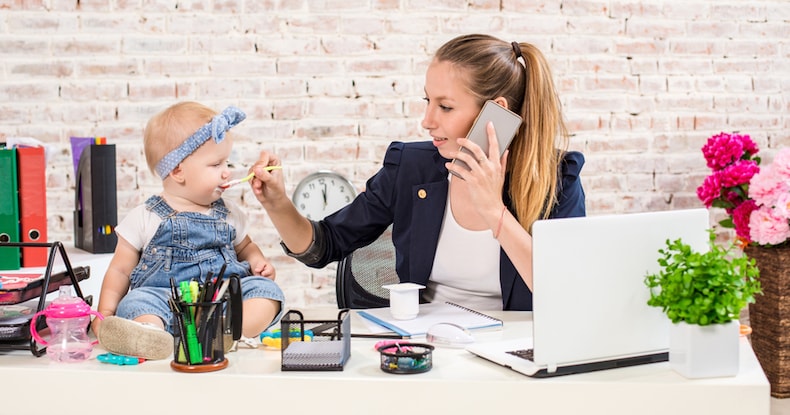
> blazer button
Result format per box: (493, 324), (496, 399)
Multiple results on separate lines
(418, 189), (427, 199)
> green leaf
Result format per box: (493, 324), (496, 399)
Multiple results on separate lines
(643, 229), (762, 325)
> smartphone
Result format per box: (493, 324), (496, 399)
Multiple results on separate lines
(450, 100), (523, 177)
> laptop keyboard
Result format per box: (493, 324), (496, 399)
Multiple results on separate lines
(507, 348), (534, 361)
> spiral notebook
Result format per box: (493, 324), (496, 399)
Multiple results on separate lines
(358, 302), (503, 337)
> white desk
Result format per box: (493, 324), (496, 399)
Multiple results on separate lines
(0, 309), (770, 415)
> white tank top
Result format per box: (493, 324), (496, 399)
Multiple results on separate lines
(426, 177), (503, 311)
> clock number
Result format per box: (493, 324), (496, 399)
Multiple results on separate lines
(292, 171), (357, 220)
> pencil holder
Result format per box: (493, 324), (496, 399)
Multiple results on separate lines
(170, 297), (228, 373)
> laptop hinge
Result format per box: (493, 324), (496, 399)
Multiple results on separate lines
(547, 363), (558, 373)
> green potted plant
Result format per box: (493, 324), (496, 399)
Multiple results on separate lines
(644, 229), (761, 378)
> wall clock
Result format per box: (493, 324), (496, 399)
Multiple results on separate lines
(292, 170), (357, 220)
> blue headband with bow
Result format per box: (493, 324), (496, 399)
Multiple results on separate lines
(155, 106), (246, 179)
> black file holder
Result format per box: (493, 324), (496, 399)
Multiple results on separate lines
(0, 241), (91, 356)
(73, 144), (118, 254)
(280, 309), (351, 371)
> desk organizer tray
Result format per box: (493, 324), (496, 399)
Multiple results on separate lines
(0, 266), (90, 305)
(280, 309), (351, 371)
(0, 297), (48, 342)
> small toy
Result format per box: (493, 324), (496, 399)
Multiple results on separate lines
(97, 352), (145, 365)
(260, 328), (313, 349)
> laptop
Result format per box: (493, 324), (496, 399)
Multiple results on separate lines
(466, 208), (710, 377)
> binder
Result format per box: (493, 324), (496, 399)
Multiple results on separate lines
(0, 148), (20, 270)
(16, 146), (48, 267)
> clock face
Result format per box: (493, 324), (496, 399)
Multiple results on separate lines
(292, 171), (357, 220)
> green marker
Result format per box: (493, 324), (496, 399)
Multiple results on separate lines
(179, 280), (203, 364)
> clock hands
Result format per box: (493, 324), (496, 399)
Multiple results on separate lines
(292, 171), (357, 220)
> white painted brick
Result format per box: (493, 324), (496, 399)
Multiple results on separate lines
(567, 16), (624, 35)
(0, 1), (787, 308)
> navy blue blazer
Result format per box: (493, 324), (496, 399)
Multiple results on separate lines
(311, 141), (586, 311)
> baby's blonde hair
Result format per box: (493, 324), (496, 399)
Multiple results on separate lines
(143, 101), (218, 174)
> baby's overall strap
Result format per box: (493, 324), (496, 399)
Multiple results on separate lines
(209, 198), (229, 220)
(144, 195), (230, 222)
(144, 195), (176, 219)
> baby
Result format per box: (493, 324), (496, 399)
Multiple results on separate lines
(93, 101), (285, 359)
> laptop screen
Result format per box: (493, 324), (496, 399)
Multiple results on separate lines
(530, 209), (710, 368)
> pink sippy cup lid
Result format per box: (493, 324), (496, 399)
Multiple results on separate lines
(43, 286), (92, 318)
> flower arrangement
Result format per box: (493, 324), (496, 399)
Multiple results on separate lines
(696, 131), (790, 247)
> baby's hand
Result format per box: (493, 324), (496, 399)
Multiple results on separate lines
(251, 259), (276, 280)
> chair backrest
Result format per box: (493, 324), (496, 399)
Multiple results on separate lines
(335, 226), (399, 309)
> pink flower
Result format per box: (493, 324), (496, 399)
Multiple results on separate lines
(697, 174), (723, 208)
(776, 193), (790, 218)
(717, 160), (760, 188)
(749, 165), (785, 207)
(749, 207), (790, 246)
(701, 132), (759, 170)
(732, 199), (757, 240)
(744, 148), (790, 246)
(772, 148), (790, 178)
(697, 131), (790, 247)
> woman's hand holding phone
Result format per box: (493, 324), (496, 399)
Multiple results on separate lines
(450, 100), (522, 179)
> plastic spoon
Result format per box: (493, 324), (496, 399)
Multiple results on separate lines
(219, 166), (282, 189)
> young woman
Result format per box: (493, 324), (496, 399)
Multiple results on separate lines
(251, 34), (585, 311)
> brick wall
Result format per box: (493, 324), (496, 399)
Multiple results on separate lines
(1, 1), (788, 307)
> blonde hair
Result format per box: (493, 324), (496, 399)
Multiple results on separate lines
(143, 101), (219, 174)
(433, 34), (569, 232)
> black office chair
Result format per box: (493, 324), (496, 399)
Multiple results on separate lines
(335, 226), (399, 309)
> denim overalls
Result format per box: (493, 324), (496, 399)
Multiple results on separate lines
(115, 195), (285, 334)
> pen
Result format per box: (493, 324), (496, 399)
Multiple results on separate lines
(213, 278), (231, 302)
(169, 277), (179, 301)
(201, 306), (222, 361)
(350, 333), (411, 340)
(202, 272), (214, 303)
(211, 264), (227, 301)
(169, 297), (190, 363)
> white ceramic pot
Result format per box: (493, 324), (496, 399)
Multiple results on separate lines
(669, 320), (739, 378)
